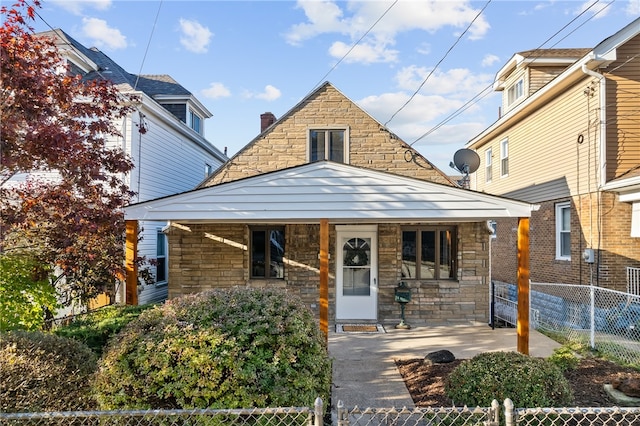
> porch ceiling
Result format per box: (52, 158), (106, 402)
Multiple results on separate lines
(124, 161), (535, 223)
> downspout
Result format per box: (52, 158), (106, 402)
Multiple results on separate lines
(581, 64), (606, 288)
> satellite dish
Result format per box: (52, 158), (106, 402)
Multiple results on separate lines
(452, 148), (480, 174)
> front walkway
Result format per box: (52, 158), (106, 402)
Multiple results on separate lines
(329, 323), (561, 409)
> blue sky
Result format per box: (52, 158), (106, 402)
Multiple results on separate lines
(29, 0), (639, 173)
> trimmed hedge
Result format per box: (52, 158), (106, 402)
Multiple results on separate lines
(0, 331), (98, 412)
(94, 288), (332, 409)
(445, 351), (573, 407)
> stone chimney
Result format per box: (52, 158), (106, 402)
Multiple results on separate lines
(260, 112), (276, 132)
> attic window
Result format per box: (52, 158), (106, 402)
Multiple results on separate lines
(507, 78), (524, 106)
(189, 109), (202, 134)
(308, 128), (349, 163)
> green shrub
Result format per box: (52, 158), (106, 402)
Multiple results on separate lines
(0, 331), (98, 412)
(54, 303), (154, 354)
(548, 345), (580, 372)
(93, 288), (332, 410)
(0, 254), (58, 332)
(445, 351), (572, 407)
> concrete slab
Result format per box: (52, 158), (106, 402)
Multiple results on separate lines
(329, 323), (561, 411)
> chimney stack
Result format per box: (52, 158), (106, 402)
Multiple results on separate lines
(260, 112), (276, 132)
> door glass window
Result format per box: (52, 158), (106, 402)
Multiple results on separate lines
(342, 237), (371, 296)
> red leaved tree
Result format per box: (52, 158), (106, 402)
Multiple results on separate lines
(1, 0), (136, 309)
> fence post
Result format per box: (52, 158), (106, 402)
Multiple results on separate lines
(489, 399), (500, 425)
(337, 400), (350, 426)
(504, 398), (514, 426)
(314, 397), (323, 426)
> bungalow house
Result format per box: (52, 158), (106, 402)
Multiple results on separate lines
(13, 29), (227, 306)
(466, 17), (640, 294)
(124, 82), (536, 343)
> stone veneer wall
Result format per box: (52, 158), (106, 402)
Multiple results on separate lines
(167, 221), (491, 325)
(204, 84), (453, 188)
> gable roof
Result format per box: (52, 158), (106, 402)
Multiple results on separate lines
(125, 161), (534, 223)
(202, 81), (455, 188)
(37, 29), (211, 118)
(468, 16), (640, 149)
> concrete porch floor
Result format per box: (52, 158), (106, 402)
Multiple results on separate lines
(328, 322), (561, 409)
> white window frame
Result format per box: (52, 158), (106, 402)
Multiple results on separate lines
(189, 109), (202, 134)
(631, 202), (639, 238)
(156, 229), (168, 284)
(485, 148), (492, 183)
(555, 202), (571, 261)
(507, 78), (524, 106)
(307, 127), (349, 163)
(500, 138), (509, 177)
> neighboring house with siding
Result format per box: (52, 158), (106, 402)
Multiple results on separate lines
(466, 18), (640, 293)
(125, 82), (536, 328)
(7, 29), (227, 306)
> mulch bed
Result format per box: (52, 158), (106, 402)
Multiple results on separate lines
(395, 357), (640, 407)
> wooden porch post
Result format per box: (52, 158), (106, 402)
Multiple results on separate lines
(125, 220), (139, 306)
(517, 217), (530, 355)
(319, 219), (329, 344)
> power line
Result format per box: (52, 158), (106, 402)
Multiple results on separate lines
(409, 0), (613, 146)
(309, 0), (399, 93)
(384, 0), (492, 127)
(133, 0), (163, 91)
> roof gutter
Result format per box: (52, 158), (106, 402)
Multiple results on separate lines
(581, 63), (606, 189)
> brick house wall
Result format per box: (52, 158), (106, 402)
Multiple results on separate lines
(490, 192), (639, 292)
(168, 221), (491, 325)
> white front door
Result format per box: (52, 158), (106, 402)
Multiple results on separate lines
(336, 225), (378, 320)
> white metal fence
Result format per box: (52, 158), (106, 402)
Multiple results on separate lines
(3, 399), (640, 426)
(492, 281), (640, 365)
(628, 267), (640, 296)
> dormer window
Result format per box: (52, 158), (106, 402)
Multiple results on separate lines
(507, 79), (524, 106)
(189, 109), (202, 134)
(308, 128), (349, 163)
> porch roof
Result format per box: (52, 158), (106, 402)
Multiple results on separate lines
(124, 161), (535, 223)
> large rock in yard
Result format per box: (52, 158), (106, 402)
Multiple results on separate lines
(612, 375), (640, 397)
(424, 349), (456, 365)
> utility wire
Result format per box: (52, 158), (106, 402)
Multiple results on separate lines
(409, 0), (613, 146)
(309, 0), (399, 93)
(134, 0), (163, 91)
(384, 0), (492, 127)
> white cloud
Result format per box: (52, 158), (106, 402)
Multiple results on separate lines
(256, 85), (282, 101)
(285, 1), (346, 46)
(328, 41), (398, 64)
(243, 85), (282, 101)
(481, 54), (500, 67)
(50, 0), (111, 15)
(202, 82), (231, 99)
(285, 0), (490, 64)
(81, 17), (127, 50)
(576, 0), (611, 19)
(393, 65), (494, 98)
(179, 19), (212, 54)
(625, 0), (640, 16)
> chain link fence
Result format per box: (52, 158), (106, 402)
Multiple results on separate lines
(3, 399), (639, 426)
(0, 404), (321, 426)
(492, 281), (640, 366)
